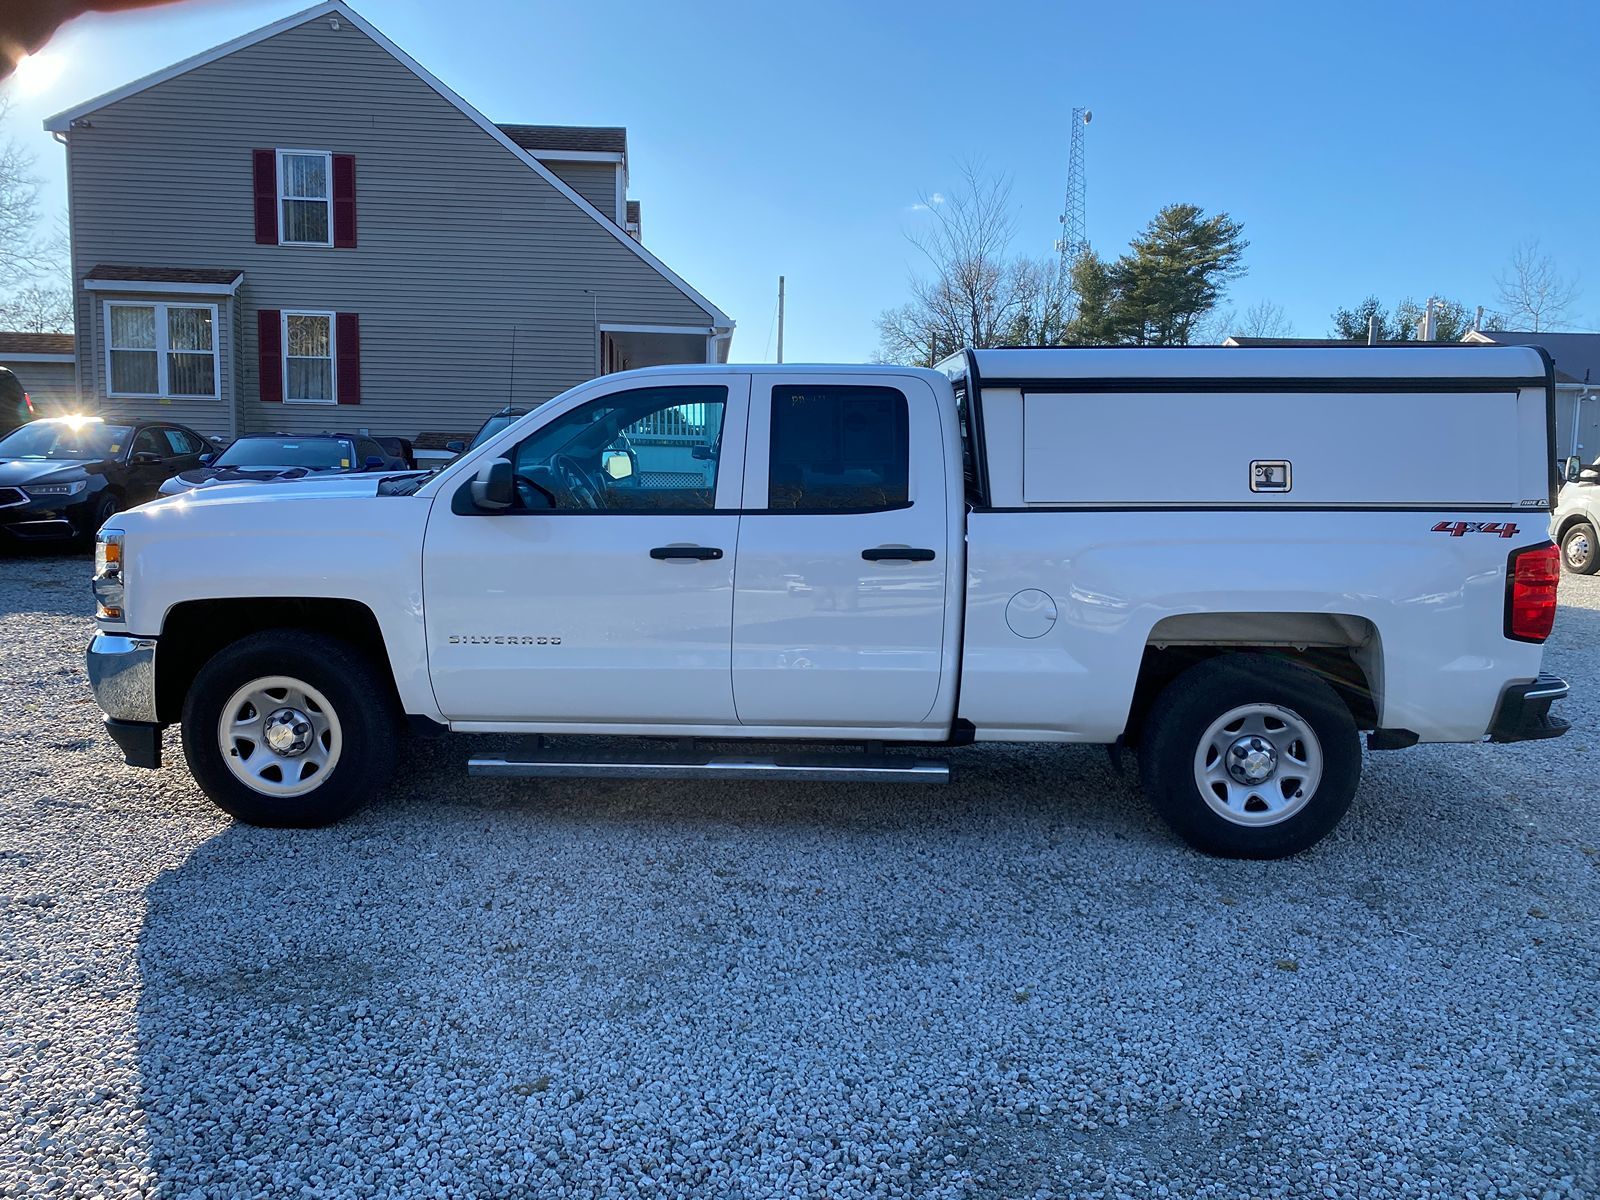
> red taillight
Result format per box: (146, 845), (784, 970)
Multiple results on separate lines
(23, 392), (33, 414)
(1506, 543), (1559, 642)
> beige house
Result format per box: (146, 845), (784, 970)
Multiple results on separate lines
(45, 1), (732, 441)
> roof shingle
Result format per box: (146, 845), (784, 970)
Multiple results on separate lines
(85, 264), (243, 285)
(0, 332), (74, 355)
(495, 124), (626, 156)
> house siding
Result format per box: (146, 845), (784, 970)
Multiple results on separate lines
(62, 14), (718, 439)
(543, 161), (620, 222)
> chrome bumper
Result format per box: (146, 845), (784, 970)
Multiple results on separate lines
(86, 634), (159, 724)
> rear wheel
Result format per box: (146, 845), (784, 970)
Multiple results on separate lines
(181, 630), (397, 827)
(1139, 654), (1361, 858)
(1561, 521), (1599, 574)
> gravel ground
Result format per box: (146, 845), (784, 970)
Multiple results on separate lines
(1, 549), (1596, 1200)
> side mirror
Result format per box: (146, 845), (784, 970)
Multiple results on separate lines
(364, 455), (385, 469)
(198, 452), (215, 466)
(690, 444), (715, 461)
(602, 450), (634, 481)
(131, 451), (162, 465)
(470, 457), (513, 510)
(1565, 455), (1583, 483)
(445, 440), (466, 455)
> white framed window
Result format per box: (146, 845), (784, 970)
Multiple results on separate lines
(283, 310), (337, 403)
(104, 301), (219, 400)
(277, 149), (332, 247)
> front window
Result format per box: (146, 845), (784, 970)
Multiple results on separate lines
(508, 385), (727, 511)
(0, 420), (132, 461)
(216, 437), (354, 470)
(278, 150), (332, 246)
(106, 302), (217, 399)
(283, 311), (335, 403)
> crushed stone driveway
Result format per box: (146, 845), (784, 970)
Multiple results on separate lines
(1, 549), (1596, 1200)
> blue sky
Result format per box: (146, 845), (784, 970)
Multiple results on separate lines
(4, 0), (1597, 360)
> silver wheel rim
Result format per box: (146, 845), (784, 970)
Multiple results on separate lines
(217, 675), (342, 799)
(1566, 531), (1590, 567)
(1193, 702), (1322, 827)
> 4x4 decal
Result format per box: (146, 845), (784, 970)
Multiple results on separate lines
(1432, 520), (1520, 539)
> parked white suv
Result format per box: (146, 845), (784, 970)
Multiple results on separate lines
(86, 347), (1570, 858)
(1552, 456), (1600, 573)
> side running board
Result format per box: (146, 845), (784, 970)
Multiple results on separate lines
(468, 748), (950, 784)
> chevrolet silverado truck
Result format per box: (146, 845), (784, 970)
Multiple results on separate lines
(85, 347), (1570, 858)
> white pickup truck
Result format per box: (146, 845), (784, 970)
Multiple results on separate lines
(86, 346), (1570, 858)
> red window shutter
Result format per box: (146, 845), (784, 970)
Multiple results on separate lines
(332, 154), (357, 248)
(335, 313), (361, 404)
(252, 149), (278, 244)
(257, 310), (283, 402)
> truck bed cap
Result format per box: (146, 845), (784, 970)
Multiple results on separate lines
(955, 344), (1549, 386)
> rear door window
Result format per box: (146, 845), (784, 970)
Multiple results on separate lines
(767, 385), (909, 511)
(162, 427), (202, 456)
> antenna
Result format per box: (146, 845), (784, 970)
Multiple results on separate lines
(1057, 107), (1091, 326)
(507, 325), (518, 403)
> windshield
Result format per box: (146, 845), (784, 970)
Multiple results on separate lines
(216, 438), (353, 470)
(469, 415), (522, 450)
(0, 421), (132, 461)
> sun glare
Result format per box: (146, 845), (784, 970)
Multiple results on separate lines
(11, 51), (66, 96)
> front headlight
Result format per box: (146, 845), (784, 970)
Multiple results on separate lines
(93, 528), (125, 621)
(25, 479), (88, 497)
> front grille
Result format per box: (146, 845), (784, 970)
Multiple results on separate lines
(0, 487), (26, 508)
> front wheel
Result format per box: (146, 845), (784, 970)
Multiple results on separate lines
(77, 490), (120, 547)
(1561, 521), (1600, 574)
(181, 630), (398, 827)
(1139, 654), (1361, 858)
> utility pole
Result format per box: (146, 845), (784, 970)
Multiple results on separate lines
(1418, 296), (1438, 341)
(776, 275), (785, 364)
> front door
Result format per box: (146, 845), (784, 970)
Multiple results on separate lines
(731, 375), (951, 728)
(423, 375), (750, 726)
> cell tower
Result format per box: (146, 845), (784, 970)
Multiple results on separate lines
(1057, 107), (1092, 320)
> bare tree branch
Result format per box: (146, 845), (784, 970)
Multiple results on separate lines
(876, 163), (1065, 364)
(1236, 300), (1294, 339)
(0, 283), (72, 332)
(0, 96), (57, 291)
(1495, 240), (1581, 332)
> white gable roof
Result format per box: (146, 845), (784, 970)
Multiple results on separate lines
(44, 0), (732, 331)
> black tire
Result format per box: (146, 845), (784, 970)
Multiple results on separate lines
(77, 490), (121, 547)
(181, 629), (398, 827)
(1561, 521), (1600, 574)
(1139, 653), (1361, 859)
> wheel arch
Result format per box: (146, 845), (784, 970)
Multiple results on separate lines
(1123, 612), (1382, 744)
(1555, 511), (1593, 542)
(154, 597), (398, 725)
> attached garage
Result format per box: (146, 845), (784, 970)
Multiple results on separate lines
(0, 332), (77, 416)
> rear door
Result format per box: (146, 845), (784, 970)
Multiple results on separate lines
(731, 374), (951, 729)
(124, 427), (173, 503)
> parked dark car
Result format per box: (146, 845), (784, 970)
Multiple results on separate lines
(452, 407), (529, 454)
(0, 416), (211, 546)
(0, 367), (35, 438)
(158, 432), (410, 496)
